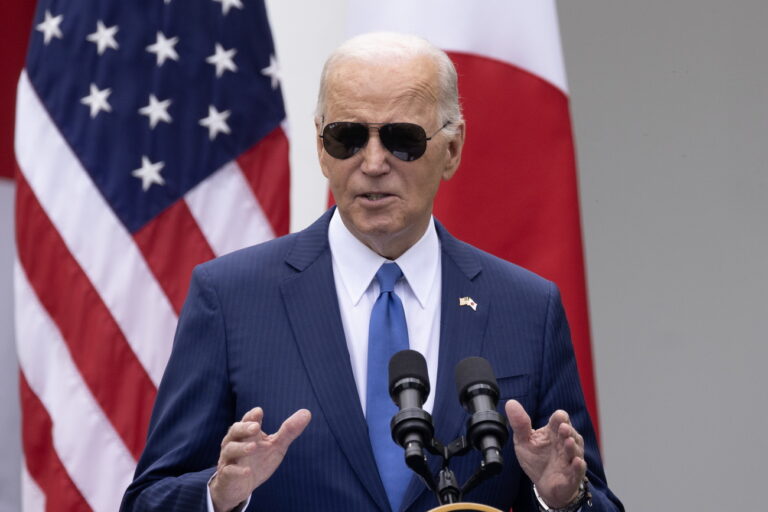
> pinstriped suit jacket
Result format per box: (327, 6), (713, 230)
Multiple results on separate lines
(121, 208), (623, 512)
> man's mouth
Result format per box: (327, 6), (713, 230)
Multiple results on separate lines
(361, 193), (393, 201)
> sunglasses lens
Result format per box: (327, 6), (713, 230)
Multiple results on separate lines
(322, 122), (368, 159)
(379, 123), (428, 161)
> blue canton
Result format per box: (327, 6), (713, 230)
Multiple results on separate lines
(27, 0), (286, 233)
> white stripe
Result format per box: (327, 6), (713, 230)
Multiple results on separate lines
(15, 262), (136, 512)
(185, 160), (275, 257)
(14, 71), (175, 386)
(346, 0), (568, 94)
(21, 461), (46, 512)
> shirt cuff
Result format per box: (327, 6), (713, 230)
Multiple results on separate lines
(206, 472), (251, 512)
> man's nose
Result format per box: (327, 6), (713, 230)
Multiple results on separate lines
(360, 131), (390, 175)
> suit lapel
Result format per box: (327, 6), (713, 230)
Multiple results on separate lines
(401, 223), (491, 511)
(281, 210), (391, 512)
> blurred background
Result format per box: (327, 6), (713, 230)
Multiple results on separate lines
(1, 1), (766, 510)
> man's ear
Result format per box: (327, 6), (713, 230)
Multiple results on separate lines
(442, 121), (465, 181)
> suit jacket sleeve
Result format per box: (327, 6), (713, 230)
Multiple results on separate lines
(514, 282), (623, 511)
(121, 265), (234, 511)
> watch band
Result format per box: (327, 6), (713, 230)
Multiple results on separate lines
(534, 477), (592, 511)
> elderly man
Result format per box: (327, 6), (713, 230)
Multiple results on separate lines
(122, 33), (623, 512)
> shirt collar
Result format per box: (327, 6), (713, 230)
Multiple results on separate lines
(328, 209), (440, 308)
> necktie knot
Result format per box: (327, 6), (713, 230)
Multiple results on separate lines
(376, 262), (403, 293)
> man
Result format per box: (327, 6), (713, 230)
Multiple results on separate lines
(122, 33), (623, 512)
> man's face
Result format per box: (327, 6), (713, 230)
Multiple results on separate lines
(317, 55), (464, 259)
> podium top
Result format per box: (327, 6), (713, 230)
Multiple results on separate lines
(428, 503), (503, 512)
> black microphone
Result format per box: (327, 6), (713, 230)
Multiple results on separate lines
(388, 350), (434, 470)
(455, 357), (508, 473)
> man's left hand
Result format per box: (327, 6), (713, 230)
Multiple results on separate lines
(505, 400), (586, 509)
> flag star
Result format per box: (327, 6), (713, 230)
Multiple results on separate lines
(146, 31), (179, 66)
(86, 20), (119, 55)
(36, 10), (64, 45)
(206, 43), (238, 77)
(213, 0), (244, 15)
(139, 94), (172, 129)
(261, 54), (281, 90)
(80, 84), (112, 118)
(199, 105), (231, 140)
(132, 156), (166, 191)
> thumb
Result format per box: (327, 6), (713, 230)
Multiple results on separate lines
(274, 409), (312, 450)
(505, 400), (532, 444)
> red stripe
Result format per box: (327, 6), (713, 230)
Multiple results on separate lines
(436, 51), (599, 434)
(134, 200), (216, 314)
(236, 125), (290, 236)
(15, 174), (155, 459)
(19, 371), (92, 512)
(0, 2), (35, 179)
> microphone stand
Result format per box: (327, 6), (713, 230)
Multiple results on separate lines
(395, 421), (502, 505)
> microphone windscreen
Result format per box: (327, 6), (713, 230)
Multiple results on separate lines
(455, 356), (499, 398)
(388, 350), (429, 393)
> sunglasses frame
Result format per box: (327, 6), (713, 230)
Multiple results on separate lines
(319, 120), (450, 162)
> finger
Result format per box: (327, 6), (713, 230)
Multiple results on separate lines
(563, 454), (588, 485)
(273, 409), (312, 450)
(557, 421), (584, 452)
(547, 409), (571, 433)
(223, 420), (263, 445)
(573, 456), (587, 479)
(219, 440), (258, 465)
(562, 436), (581, 462)
(241, 406), (264, 423)
(505, 400), (532, 444)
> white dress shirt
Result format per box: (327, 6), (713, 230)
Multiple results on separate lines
(328, 209), (442, 415)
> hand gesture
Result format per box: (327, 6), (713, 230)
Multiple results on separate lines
(505, 400), (586, 509)
(209, 407), (311, 512)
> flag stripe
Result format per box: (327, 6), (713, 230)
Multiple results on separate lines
(21, 461), (46, 512)
(185, 160), (275, 257)
(16, 263), (138, 511)
(134, 200), (217, 314)
(15, 174), (155, 460)
(19, 373), (92, 512)
(0, 2), (34, 179)
(236, 125), (291, 237)
(15, 71), (176, 386)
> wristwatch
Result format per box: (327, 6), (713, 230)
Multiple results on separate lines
(533, 477), (592, 511)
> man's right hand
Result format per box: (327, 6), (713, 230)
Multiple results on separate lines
(209, 407), (312, 512)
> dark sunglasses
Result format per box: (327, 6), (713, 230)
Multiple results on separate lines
(319, 121), (450, 162)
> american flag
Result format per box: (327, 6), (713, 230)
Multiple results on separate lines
(14, 0), (289, 510)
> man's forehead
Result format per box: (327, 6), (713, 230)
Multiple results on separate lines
(324, 56), (440, 117)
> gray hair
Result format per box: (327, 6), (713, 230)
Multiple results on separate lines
(315, 32), (463, 135)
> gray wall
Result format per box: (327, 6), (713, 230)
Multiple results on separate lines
(558, 1), (768, 508)
(0, 181), (19, 510)
(1, 1), (766, 510)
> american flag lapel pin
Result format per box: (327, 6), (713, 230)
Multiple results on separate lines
(459, 296), (478, 311)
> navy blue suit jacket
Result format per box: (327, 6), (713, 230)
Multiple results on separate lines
(122, 209), (623, 511)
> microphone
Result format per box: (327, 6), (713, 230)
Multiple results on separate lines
(455, 357), (508, 473)
(388, 350), (434, 469)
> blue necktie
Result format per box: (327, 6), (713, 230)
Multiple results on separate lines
(366, 263), (411, 511)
